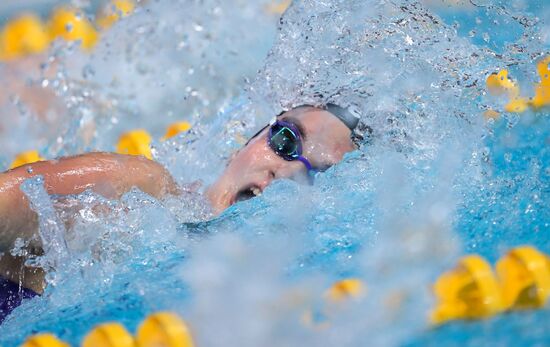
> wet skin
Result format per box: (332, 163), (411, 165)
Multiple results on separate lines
(0, 153), (179, 292)
(206, 106), (355, 213)
(0, 106), (355, 292)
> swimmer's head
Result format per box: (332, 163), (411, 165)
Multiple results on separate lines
(206, 105), (362, 213)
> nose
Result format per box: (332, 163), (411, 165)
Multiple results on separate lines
(243, 136), (297, 177)
(240, 133), (311, 188)
(242, 142), (275, 181)
(257, 170), (276, 191)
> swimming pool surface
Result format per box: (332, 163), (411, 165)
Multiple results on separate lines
(0, 0), (548, 346)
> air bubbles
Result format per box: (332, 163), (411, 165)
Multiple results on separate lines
(0, 1), (548, 346)
(193, 23), (204, 32)
(504, 152), (512, 163)
(177, 40), (187, 50)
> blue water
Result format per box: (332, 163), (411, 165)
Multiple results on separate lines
(0, 0), (549, 346)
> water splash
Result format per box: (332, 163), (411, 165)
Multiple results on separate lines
(0, 0), (549, 346)
(20, 176), (69, 283)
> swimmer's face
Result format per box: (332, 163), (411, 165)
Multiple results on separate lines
(206, 107), (356, 213)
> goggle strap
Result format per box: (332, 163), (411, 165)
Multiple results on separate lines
(296, 155), (313, 172)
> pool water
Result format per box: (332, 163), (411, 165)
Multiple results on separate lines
(0, 0), (548, 346)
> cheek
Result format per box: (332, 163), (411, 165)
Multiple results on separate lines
(220, 153), (247, 181)
(337, 138), (355, 154)
(330, 136), (355, 161)
(332, 146), (350, 162)
(306, 136), (353, 165)
(237, 146), (264, 167)
(326, 124), (354, 157)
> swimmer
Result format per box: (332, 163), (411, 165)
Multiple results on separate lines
(0, 104), (366, 321)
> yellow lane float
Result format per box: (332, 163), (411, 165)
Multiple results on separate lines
(486, 57), (550, 114)
(486, 69), (529, 113)
(483, 109), (500, 120)
(1, 0), (143, 61)
(486, 69), (519, 96)
(325, 278), (366, 302)
(10, 150), (44, 169)
(7, 123), (193, 171)
(531, 56), (550, 109)
(82, 322), (135, 347)
(266, 0), (292, 14)
(136, 312), (195, 347)
(504, 97), (530, 113)
(97, 0), (136, 30)
(496, 246), (550, 310)
(48, 7), (99, 50)
(162, 121), (192, 140)
(0, 14), (50, 61)
(537, 56), (550, 86)
(116, 129), (153, 159)
(431, 255), (503, 325)
(19, 312), (195, 347)
(303, 278), (366, 329)
(20, 333), (69, 347)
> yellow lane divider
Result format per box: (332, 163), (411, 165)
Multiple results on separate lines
(0, 0), (290, 61)
(431, 255), (503, 325)
(325, 278), (366, 302)
(431, 246), (550, 325)
(531, 56), (550, 109)
(265, 0), (292, 14)
(82, 323), (135, 347)
(486, 69), (519, 96)
(96, 0), (136, 30)
(486, 69), (529, 113)
(19, 311), (195, 347)
(116, 129), (153, 159)
(8, 121), (191, 169)
(111, 120), (194, 158)
(0, 14), (50, 61)
(136, 312), (195, 347)
(0, 0), (136, 61)
(115, 121), (192, 159)
(485, 56), (550, 116)
(48, 7), (99, 51)
(14, 246), (550, 343)
(497, 246), (550, 310)
(303, 278), (367, 329)
(20, 333), (70, 347)
(162, 121), (192, 140)
(10, 150), (45, 169)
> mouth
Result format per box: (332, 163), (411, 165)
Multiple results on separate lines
(233, 185), (262, 204)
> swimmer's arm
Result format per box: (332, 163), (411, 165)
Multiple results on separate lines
(0, 152), (179, 252)
(0, 153), (179, 285)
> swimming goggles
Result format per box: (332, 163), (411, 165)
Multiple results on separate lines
(267, 119), (313, 173)
(247, 104), (364, 174)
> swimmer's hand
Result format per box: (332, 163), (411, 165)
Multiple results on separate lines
(0, 152), (179, 292)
